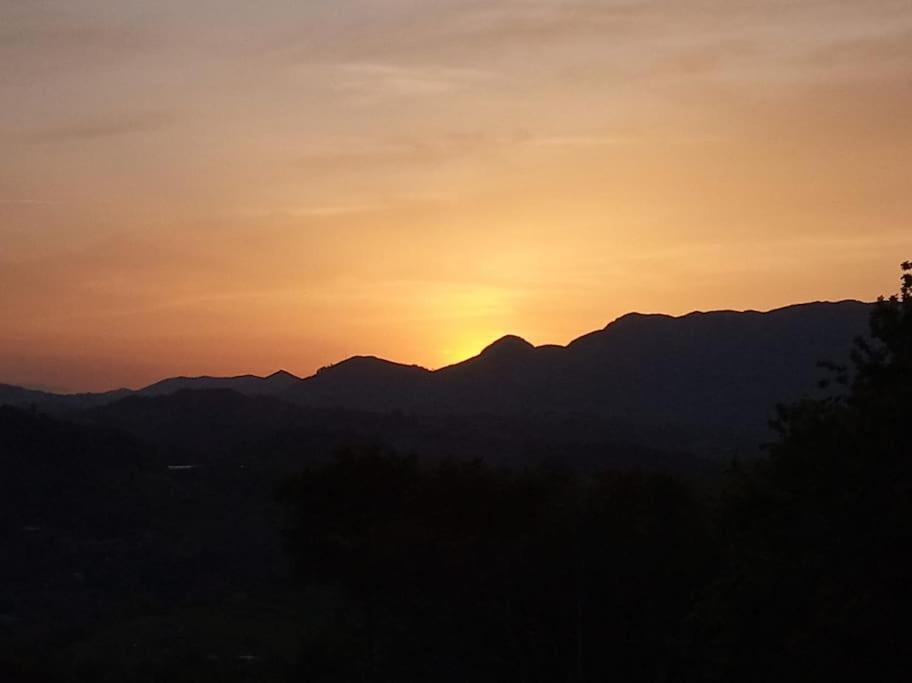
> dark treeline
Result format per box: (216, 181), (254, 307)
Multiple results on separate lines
(278, 263), (912, 682)
(279, 453), (711, 682)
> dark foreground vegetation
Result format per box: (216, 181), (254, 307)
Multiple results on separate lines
(1, 264), (910, 681)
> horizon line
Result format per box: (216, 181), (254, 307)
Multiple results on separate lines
(2, 298), (870, 396)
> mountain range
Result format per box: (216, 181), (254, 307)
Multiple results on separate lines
(1, 300), (872, 456)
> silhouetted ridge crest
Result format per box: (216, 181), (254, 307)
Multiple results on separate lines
(0, 300), (873, 442)
(267, 369), (299, 380)
(316, 356), (429, 377)
(479, 335), (534, 358)
(607, 312), (675, 329)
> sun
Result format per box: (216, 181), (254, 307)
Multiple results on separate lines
(435, 332), (498, 367)
(413, 283), (518, 368)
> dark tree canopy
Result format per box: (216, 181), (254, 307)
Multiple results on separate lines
(278, 451), (710, 682)
(681, 262), (912, 682)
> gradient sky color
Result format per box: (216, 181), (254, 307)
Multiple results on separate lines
(2, 0), (911, 391)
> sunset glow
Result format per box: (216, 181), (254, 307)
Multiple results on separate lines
(2, 1), (911, 391)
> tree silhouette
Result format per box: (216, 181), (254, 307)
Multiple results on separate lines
(682, 262), (912, 682)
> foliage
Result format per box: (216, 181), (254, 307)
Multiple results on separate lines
(278, 451), (710, 682)
(680, 262), (912, 682)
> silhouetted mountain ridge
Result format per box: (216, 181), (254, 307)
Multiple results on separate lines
(285, 300), (871, 436)
(480, 334), (535, 356)
(0, 300), (872, 451)
(139, 369), (300, 397)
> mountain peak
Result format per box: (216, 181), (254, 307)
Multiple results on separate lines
(606, 312), (674, 329)
(266, 369), (299, 380)
(480, 335), (535, 357)
(315, 356), (430, 378)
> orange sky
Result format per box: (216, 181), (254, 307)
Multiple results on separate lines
(2, 1), (911, 391)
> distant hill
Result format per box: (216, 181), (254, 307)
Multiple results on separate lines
(0, 371), (299, 414)
(0, 405), (154, 536)
(137, 369), (300, 397)
(287, 357), (432, 413)
(82, 388), (307, 458)
(0, 383), (131, 413)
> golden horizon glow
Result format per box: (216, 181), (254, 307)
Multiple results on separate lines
(2, 1), (912, 392)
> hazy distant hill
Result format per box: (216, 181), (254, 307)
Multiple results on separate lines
(137, 369), (300, 397)
(82, 389), (307, 457)
(0, 383), (131, 413)
(0, 371), (299, 414)
(0, 405), (154, 536)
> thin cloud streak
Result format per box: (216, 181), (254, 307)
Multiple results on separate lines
(28, 111), (173, 143)
(331, 62), (496, 97)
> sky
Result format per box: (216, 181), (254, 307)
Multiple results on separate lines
(2, 0), (911, 392)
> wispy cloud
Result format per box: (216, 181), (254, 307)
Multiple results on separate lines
(440, 0), (662, 45)
(332, 62), (494, 98)
(527, 136), (634, 148)
(28, 111), (173, 143)
(0, 199), (57, 206)
(264, 192), (453, 219)
(287, 203), (387, 218)
(0, 5), (158, 83)
(293, 130), (636, 172)
(802, 28), (912, 69)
